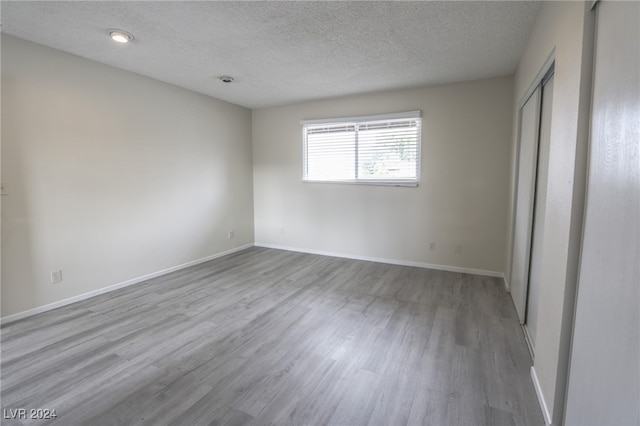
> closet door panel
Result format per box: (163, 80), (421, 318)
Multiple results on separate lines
(525, 73), (554, 351)
(510, 87), (541, 322)
(564, 1), (639, 424)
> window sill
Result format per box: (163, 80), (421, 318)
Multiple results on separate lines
(302, 179), (419, 187)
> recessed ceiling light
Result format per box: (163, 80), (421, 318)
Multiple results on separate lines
(219, 76), (234, 83)
(108, 29), (134, 43)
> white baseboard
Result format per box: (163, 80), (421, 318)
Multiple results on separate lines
(531, 366), (552, 425)
(0, 244), (253, 325)
(503, 275), (511, 292)
(255, 242), (506, 279)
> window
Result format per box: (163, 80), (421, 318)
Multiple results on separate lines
(302, 111), (421, 186)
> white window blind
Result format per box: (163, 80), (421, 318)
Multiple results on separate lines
(302, 111), (421, 186)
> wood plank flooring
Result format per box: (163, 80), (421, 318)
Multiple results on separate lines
(1, 247), (544, 425)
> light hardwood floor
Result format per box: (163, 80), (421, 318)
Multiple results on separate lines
(1, 247), (543, 425)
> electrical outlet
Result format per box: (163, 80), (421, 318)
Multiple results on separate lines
(50, 270), (63, 284)
(228, 230), (234, 239)
(429, 242), (436, 251)
(454, 244), (462, 254)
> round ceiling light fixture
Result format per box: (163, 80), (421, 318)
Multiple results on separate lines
(219, 76), (234, 83)
(108, 29), (134, 43)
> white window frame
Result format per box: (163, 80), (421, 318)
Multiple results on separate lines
(301, 111), (421, 187)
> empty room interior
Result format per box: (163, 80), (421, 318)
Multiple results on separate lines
(1, 1), (638, 425)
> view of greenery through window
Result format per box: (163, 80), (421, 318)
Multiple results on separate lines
(304, 115), (420, 184)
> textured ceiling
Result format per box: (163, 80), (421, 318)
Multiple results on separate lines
(1, 1), (541, 109)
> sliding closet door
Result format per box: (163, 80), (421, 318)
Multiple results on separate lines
(524, 72), (554, 350)
(564, 1), (639, 424)
(510, 87), (541, 322)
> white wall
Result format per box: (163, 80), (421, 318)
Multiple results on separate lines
(1, 35), (254, 318)
(253, 77), (513, 275)
(564, 1), (640, 423)
(506, 2), (594, 424)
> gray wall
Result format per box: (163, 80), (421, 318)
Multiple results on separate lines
(252, 77), (514, 276)
(1, 35), (255, 318)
